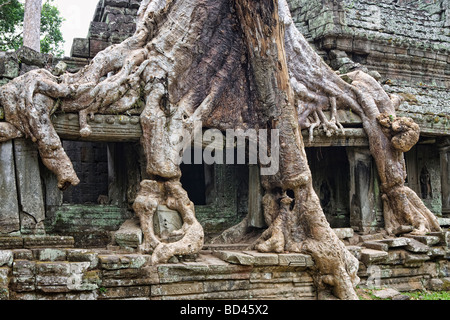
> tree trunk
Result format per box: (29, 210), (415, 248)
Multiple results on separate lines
(23, 0), (42, 52)
(0, 0), (441, 299)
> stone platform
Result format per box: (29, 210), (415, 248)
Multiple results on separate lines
(0, 229), (449, 300)
(0, 248), (317, 300)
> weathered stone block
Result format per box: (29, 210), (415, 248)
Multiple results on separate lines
(151, 282), (203, 297)
(0, 237), (23, 249)
(212, 251), (255, 266)
(35, 261), (71, 277)
(16, 47), (50, 67)
(99, 254), (148, 270)
(128, 0), (142, 9)
(67, 249), (99, 270)
(405, 235), (440, 246)
(70, 38), (90, 58)
(36, 274), (70, 287)
(333, 228), (354, 239)
(242, 251), (279, 266)
(0, 251), (13, 267)
(12, 260), (35, 276)
(34, 248), (67, 261)
(114, 218), (142, 248)
(0, 267), (9, 300)
(23, 236), (74, 248)
(405, 239), (430, 253)
(359, 233), (384, 242)
(104, 0), (129, 8)
(13, 139), (45, 234)
(438, 218), (450, 226)
(12, 249), (33, 260)
(157, 261), (251, 284)
(360, 248), (388, 265)
(381, 237), (410, 248)
(89, 39), (111, 58)
(404, 253), (431, 267)
(11, 260), (35, 292)
(0, 52), (19, 79)
(154, 205), (183, 241)
(101, 267), (158, 287)
(372, 288), (402, 300)
(10, 275), (35, 292)
(384, 250), (406, 265)
(99, 286), (151, 299)
(363, 241), (389, 252)
(428, 231), (450, 247)
(278, 253), (314, 267)
(429, 247), (447, 259)
(99, 255), (120, 270)
(203, 279), (250, 293)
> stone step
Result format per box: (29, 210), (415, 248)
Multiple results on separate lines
(113, 218), (142, 249)
(360, 248), (388, 265)
(404, 238), (430, 254)
(437, 218), (450, 226)
(203, 243), (251, 251)
(380, 237), (410, 248)
(362, 241), (389, 252)
(0, 236), (74, 249)
(212, 250), (314, 267)
(428, 231), (450, 247)
(404, 235), (440, 246)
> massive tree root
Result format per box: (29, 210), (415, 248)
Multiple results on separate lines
(133, 179), (204, 265)
(279, 3), (440, 237)
(0, 0), (441, 299)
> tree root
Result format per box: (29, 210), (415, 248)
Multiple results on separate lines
(250, 186), (360, 300)
(382, 185), (441, 236)
(133, 179), (204, 265)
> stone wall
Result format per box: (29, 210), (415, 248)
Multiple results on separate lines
(71, 0), (141, 59)
(0, 248), (317, 300)
(0, 229), (449, 300)
(288, 0), (450, 116)
(288, 0), (450, 225)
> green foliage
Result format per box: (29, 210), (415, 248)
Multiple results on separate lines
(0, 0), (23, 51)
(40, 0), (64, 56)
(0, 0), (65, 56)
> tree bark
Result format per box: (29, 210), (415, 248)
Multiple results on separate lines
(23, 0), (42, 52)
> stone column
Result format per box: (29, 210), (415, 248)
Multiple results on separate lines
(439, 145), (450, 214)
(0, 141), (20, 234)
(348, 147), (378, 233)
(248, 165), (266, 228)
(14, 139), (46, 235)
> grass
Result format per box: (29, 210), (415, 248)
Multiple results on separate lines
(403, 291), (450, 300)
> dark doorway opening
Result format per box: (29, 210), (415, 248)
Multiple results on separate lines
(180, 147), (207, 205)
(62, 141), (109, 204)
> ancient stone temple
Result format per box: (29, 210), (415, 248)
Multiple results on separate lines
(0, 0), (449, 300)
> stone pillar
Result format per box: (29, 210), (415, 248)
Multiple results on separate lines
(13, 139), (45, 235)
(0, 141), (20, 234)
(348, 148), (378, 233)
(439, 145), (450, 214)
(248, 165), (266, 228)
